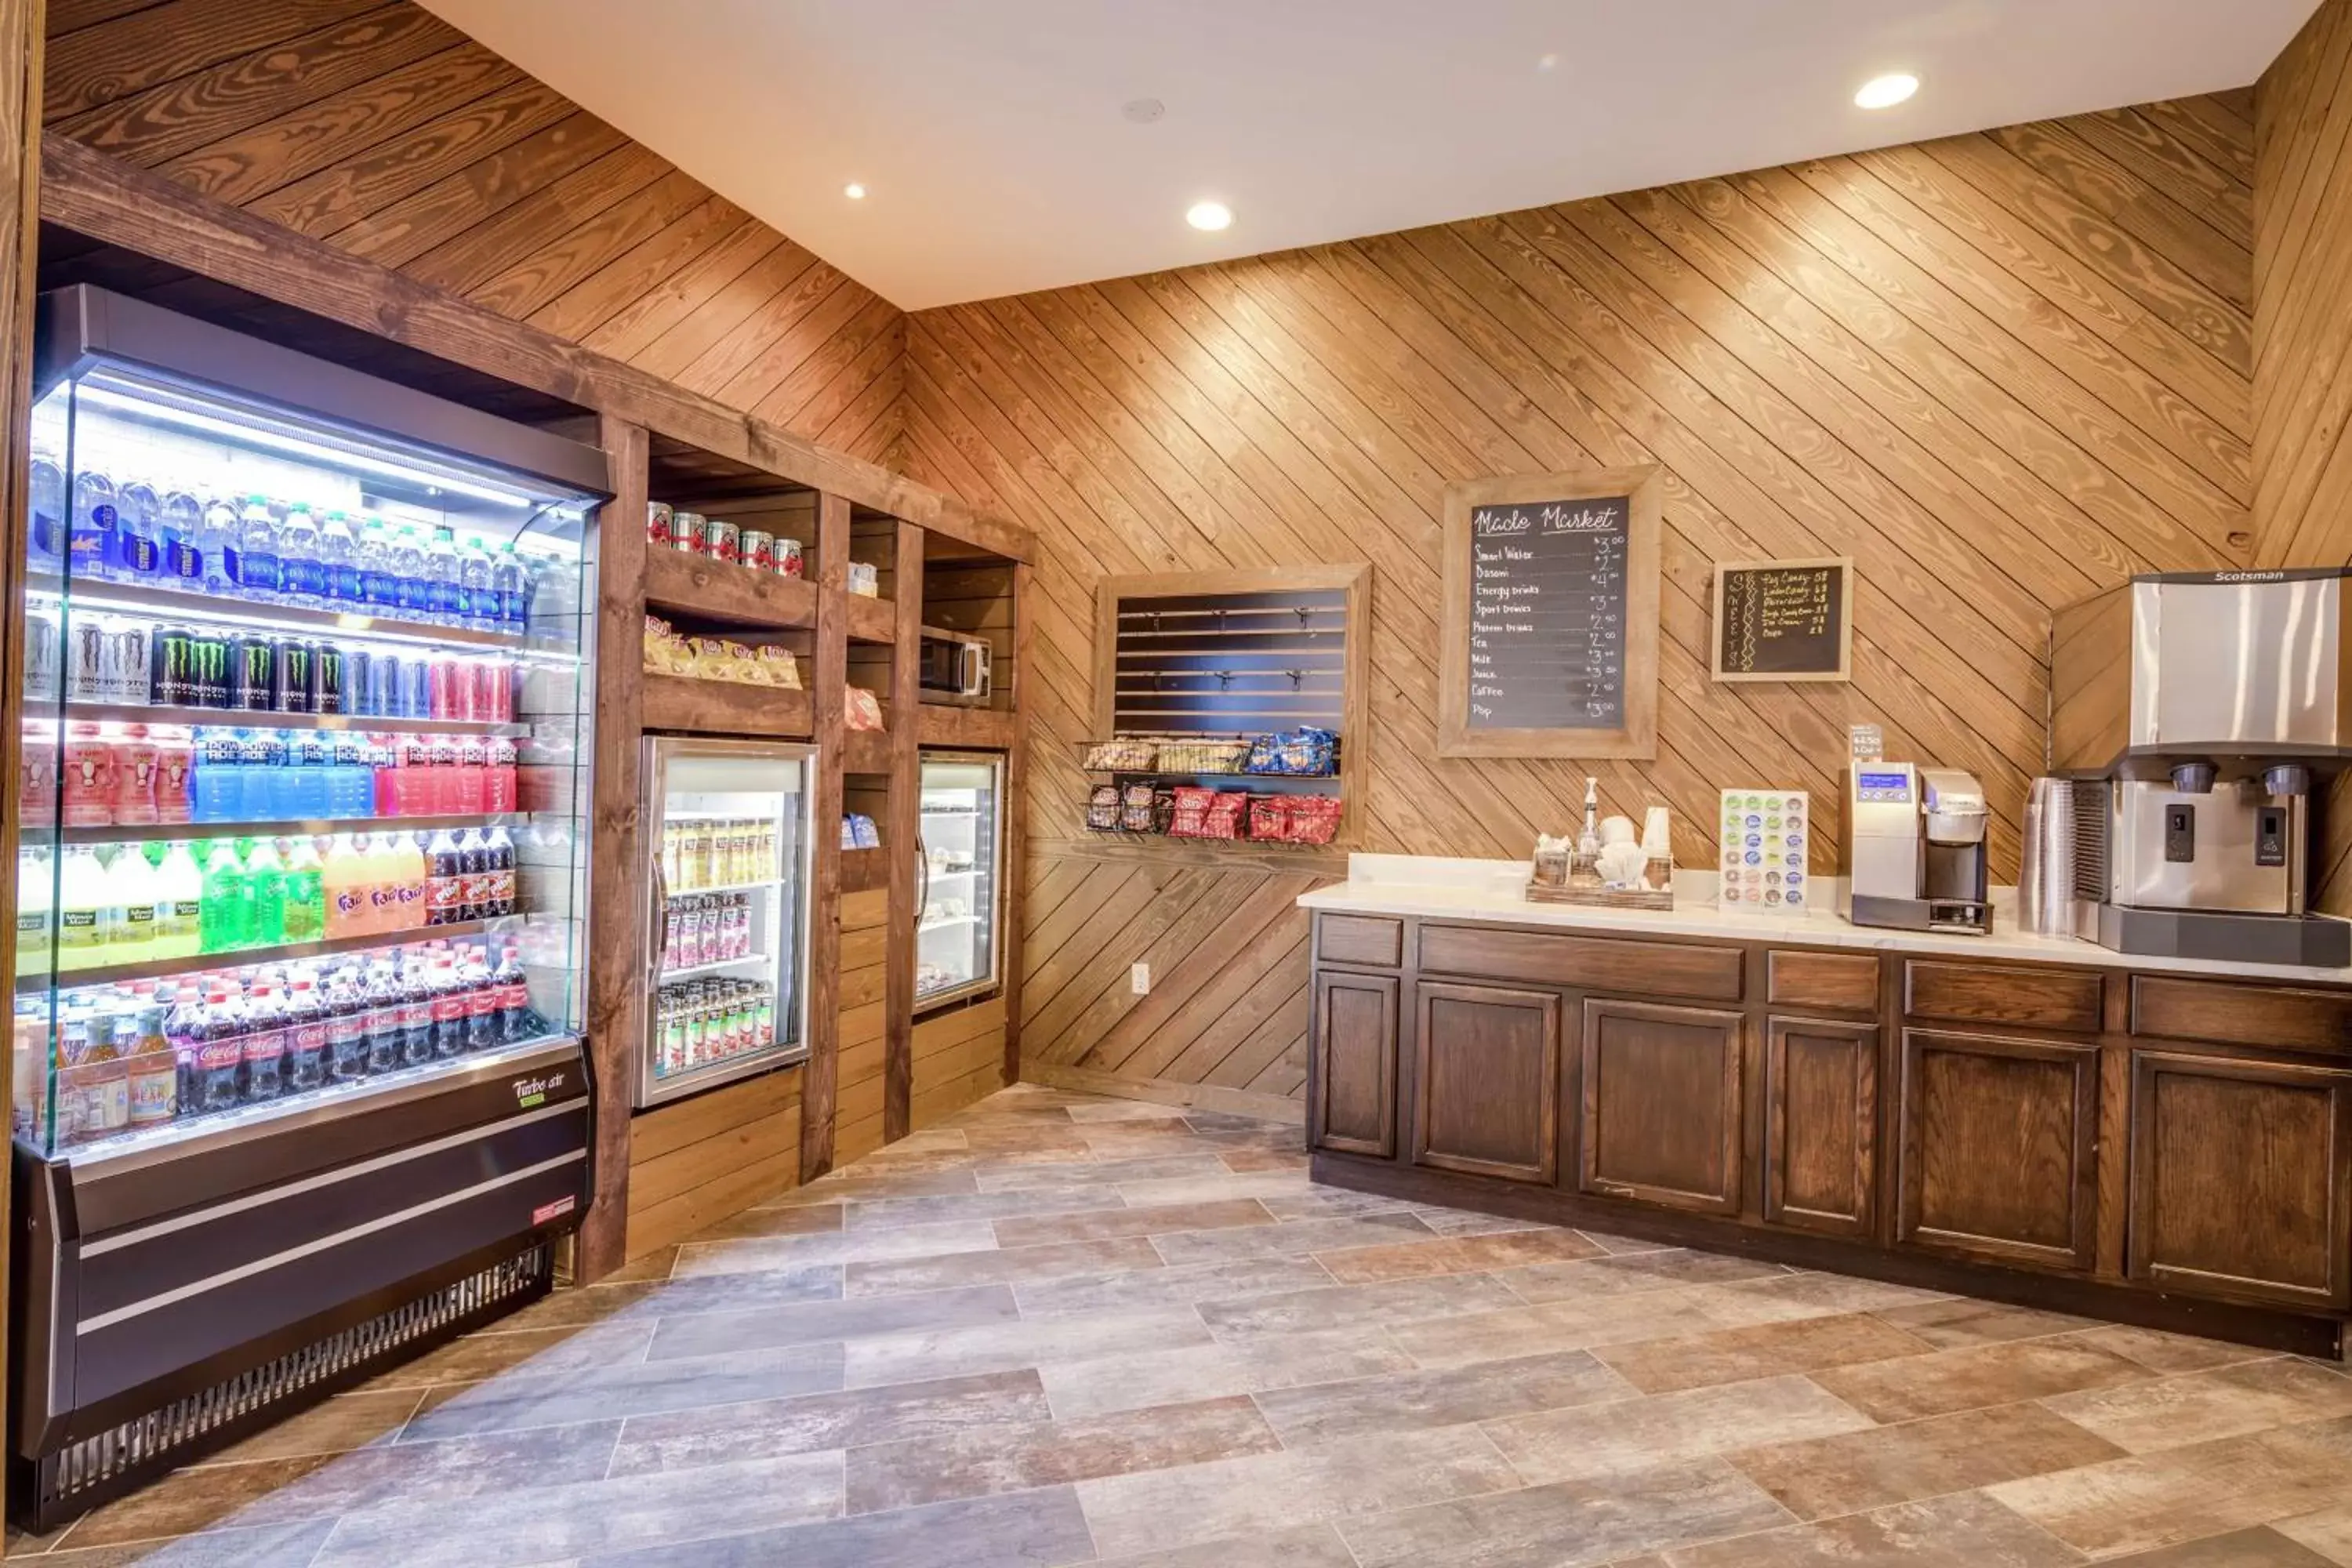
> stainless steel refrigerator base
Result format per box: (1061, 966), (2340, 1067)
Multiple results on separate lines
(634, 735), (818, 1108)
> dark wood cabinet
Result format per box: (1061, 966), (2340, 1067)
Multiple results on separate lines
(1897, 1029), (2098, 1272)
(1763, 1016), (1878, 1239)
(1312, 971), (1398, 1158)
(1577, 999), (1744, 1214)
(1412, 981), (1560, 1184)
(2129, 1050), (2352, 1311)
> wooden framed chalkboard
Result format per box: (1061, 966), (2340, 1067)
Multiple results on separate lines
(1438, 465), (1661, 759)
(1711, 557), (1853, 683)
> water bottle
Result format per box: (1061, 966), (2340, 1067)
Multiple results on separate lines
(159, 488), (205, 585)
(356, 521), (395, 610)
(237, 495), (281, 604)
(279, 503), (325, 604)
(318, 510), (361, 603)
(459, 534), (495, 631)
(69, 463), (118, 583)
(389, 527), (427, 619)
(491, 543), (529, 635)
(28, 448), (66, 568)
(116, 477), (162, 581)
(198, 495), (240, 596)
(423, 526), (461, 625)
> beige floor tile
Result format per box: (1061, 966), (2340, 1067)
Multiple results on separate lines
(2043, 1356), (2352, 1454)
(1316, 1227), (1606, 1283)
(1592, 1312), (1935, 1395)
(1813, 1334), (2158, 1422)
(1486, 1374), (1873, 1484)
(1726, 1400), (2123, 1519)
(1658, 1490), (2085, 1566)
(1990, 1417), (2352, 1557)
(1870, 1298), (2100, 1351)
(1338, 1456), (1791, 1568)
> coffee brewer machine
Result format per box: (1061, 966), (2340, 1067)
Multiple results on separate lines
(1841, 761), (1993, 934)
(2050, 568), (2352, 967)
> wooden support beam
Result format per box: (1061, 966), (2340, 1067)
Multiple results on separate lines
(800, 492), (851, 1181)
(1003, 560), (1033, 1087)
(884, 521), (923, 1142)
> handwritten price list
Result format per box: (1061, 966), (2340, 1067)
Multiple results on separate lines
(1717, 563), (1845, 677)
(1467, 495), (1629, 730)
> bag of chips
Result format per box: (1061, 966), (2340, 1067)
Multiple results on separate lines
(1243, 728), (1338, 777)
(1119, 782), (1160, 833)
(1086, 785), (1122, 833)
(1287, 794), (1343, 844)
(844, 687), (885, 731)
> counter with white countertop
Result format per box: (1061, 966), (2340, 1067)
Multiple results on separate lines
(1298, 851), (2352, 1360)
(1297, 853), (2352, 985)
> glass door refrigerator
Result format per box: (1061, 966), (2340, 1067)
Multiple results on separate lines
(9, 286), (606, 1529)
(916, 752), (1006, 1010)
(635, 738), (815, 1105)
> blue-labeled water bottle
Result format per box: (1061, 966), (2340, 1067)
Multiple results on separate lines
(423, 526), (462, 624)
(319, 510), (361, 603)
(115, 477), (162, 580)
(236, 495), (281, 604)
(358, 519), (399, 611)
(492, 542), (529, 635)
(159, 488), (205, 584)
(68, 463), (118, 583)
(278, 503), (325, 604)
(197, 494), (240, 596)
(389, 526), (427, 619)
(27, 448), (65, 569)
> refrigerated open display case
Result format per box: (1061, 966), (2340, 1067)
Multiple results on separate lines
(637, 738), (815, 1105)
(8, 286), (608, 1527)
(916, 752), (1005, 1010)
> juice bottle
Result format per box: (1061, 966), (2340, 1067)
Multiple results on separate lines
(152, 841), (204, 960)
(198, 839), (251, 953)
(100, 843), (158, 962)
(61, 723), (114, 829)
(321, 833), (366, 939)
(110, 724), (160, 826)
(152, 725), (194, 825)
(281, 836), (325, 945)
(16, 845), (50, 977)
(244, 837), (288, 946)
(389, 832), (428, 930)
(56, 844), (106, 971)
(282, 976), (326, 1092)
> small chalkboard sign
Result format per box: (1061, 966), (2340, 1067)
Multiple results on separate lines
(1711, 557), (1853, 684)
(1439, 466), (1661, 759)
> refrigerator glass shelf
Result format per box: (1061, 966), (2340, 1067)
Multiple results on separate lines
(56, 813), (528, 846)
(660, 953), (772, 982)
(27, 574), (558, 655)
(919, 914), (983, 931)
(45, 700), (528, 736)
(663, 877), (780, 898)
(652, 1038), (797, 1081)
(24, 914), (521, 993)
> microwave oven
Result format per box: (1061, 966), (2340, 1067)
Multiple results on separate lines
(918, 626), (994, 705)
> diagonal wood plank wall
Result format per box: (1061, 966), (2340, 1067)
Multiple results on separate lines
(2254, 0), (2352, 911)
(902, 93), (2259, 1105)
(40, 0), (902, 462)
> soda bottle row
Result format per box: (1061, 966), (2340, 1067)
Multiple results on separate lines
(33, 721), (519, 829)
(661, 892), (753, 974)
(31, 607), (519, 722)
(24, 936), (543, 1146)
(660, 816), (779, 891)
(27, 456), (545, 636)
(653, 977), (776, 1080)
(22, 828), (519, 973)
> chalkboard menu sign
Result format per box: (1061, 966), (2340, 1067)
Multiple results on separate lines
(1711, 557), (1853, 683)
(1439, 466), (1661, 759)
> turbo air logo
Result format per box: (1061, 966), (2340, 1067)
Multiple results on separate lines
(513, 1073), (564, 1110)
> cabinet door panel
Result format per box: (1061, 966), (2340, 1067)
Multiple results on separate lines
(1898, 1029), (2097, 1272)
(1413, 982), (1560, 1184)
(2129, 1051), (2352, 1310)
(1313, 972), (1398, 1158)
(1765, 1017), (1878, 1238)
(1579, 1000), (1743, 1214)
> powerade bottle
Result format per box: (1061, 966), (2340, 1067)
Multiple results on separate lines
(459, 535), (495, 631)
(27, 448), (64, 568)
(68, 463), (118, 583)
(357, 520), (398, 610)
(191, 727), (241, 822)
(159, 488), (205, 584)
(197, 494), (240, 597)
(236, 495), (281, 604)
(389, 526), (427, 619)
(492, 543), (529, 635)
(318, 510), (361, 603)
(241, 727), (281, 820)
(423, 526), (462, 626)
(116, 478), (162, 580)
(278, 503), (325, 604)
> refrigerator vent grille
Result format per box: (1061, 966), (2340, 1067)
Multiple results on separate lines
(34, 1244), (550, 1526)
(2071, 783), (2111, 902)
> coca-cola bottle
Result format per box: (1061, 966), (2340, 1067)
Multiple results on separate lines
(322, 968), (368, 1083)
(282, 976), (327, 1093)
(429, 956), (467, 1059)
(463, 954), (499, 1052)
(494, 943), (537, 1044)
(241, 982), (287, 1103)
(360, 960), (401, 1076)
(397, 956), (435, 1068)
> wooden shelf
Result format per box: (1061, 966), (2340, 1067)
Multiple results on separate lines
(844, 593), (896, 644)
(841, 728), (892, 775)
(641, 673), (812, 739)
(840, 846), (889, 895)
(916, 704), (1015, 750)
(644, 549), (817, 631)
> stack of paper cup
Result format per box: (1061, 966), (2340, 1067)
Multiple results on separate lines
(2018, 778), (2076, 935)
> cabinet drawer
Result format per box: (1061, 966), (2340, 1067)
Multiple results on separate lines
(1317, 914), (1403, 968)
(2132, 976), (2352, 1055)
(1768, 951), (1880, 1012)
(1417, 924), (1743, 1002)
(1906, 961), (2102, 1033)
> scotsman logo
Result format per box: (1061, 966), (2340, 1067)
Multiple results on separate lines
(2209, 571), (2289, 583)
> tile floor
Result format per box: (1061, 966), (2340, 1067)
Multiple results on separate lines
(13, 1084), (2352, 1565)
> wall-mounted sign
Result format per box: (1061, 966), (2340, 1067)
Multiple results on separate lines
(1438, 466), (1661, 759)
(1711, 557), (1853, 683)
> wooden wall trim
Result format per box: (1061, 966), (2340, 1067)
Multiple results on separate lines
(34, 133), (1033, 564)
(800, 492), (851, 1181)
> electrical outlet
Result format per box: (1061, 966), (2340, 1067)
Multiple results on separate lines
(1131, 963), (1151, 996)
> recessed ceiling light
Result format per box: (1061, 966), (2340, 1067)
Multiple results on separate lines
(1185, 201), (1232, 232)
(1854, 72), (1918, 110)
(1537, 53), (1559, 72)
(1123, 98), (1166, 124)
(844, 182), (867, 200)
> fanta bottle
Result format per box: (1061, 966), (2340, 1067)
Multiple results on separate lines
(321, 833), (368, 938)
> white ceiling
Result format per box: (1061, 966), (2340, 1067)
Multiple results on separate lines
(420, 0), (2317, 310)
